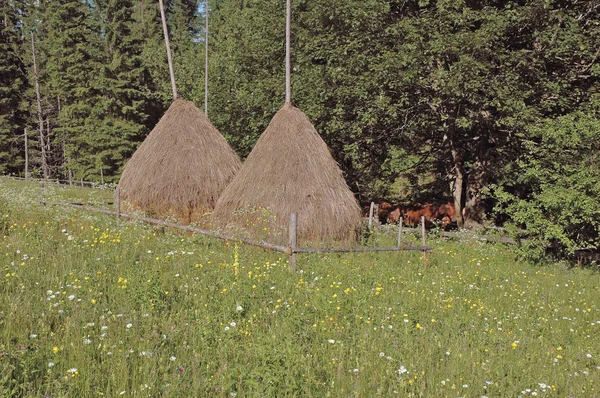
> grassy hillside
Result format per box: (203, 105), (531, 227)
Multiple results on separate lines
(1, 178), (599, 397)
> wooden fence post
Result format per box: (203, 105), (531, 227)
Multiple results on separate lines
(289, 212), (298, 270)
(40, 182), (45, 206)
(69, 170), (73, 187)
(115, 187), (121, 222)
(397, 217), (403, 248)
(368, 201), (375, 230)
(421, 216), (427, 268)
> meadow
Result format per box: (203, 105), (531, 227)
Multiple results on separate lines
(0, 178), (599, 397)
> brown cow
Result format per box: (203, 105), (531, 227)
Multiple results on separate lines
(387, 202), (456, 229)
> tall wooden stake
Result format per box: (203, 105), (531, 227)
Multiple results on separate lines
(158, 0), (177, 100)
(24, 128), (29, 180)
(116, 187), (121, 222)
(288, 212), (297, 270)
(31, 32), (48, 180)
(397, 217), (403, 248)
(285, 0), (291, 104)
(368, 201), (375, 230)
(204, 0), (209, 115)
(421, 216), (427, 268)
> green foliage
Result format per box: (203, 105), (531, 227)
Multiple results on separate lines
(495, 108), (600, 256)
(0, 0), (28, 175)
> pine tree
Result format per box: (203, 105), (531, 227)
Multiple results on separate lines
(90, 0), (151, 181)
(0, 0), (28, 175)
(42, 0), (100, 179)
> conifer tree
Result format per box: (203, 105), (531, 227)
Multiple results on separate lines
(0, 0), (28, 175)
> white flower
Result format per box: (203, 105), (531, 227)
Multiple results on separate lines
(48, 362), (55, 367)
(169, 356), (176, 361)
(68, 368), (77, 373)
(353, 368), (359, 373)
(236, 305), (243, 311)
(379, 352), (385, 357)
(126, 323), (132, 329)
(101, 325), (108, 331)
(67, 294), (75, 300)
(587, 354), (592, 358)
(327, 339), (335, 344)
(83, 338), (91, 345)
(398, 366), (408, 374)
(230, 322), (236, 327)
(29, 334), (37, 339)
(224, 326), (230, 331)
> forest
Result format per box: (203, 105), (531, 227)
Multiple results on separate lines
(1, 0), (599, 254)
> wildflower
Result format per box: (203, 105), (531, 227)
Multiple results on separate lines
(230, 322), (236, 327)
(83, 338), (91, 345)
(48, 362), (55, 367)
(327, 339), (335, 344)
(587, 354), (592, 358)
(169, 356), (176, 361)
(67, 295), (75, 300)
(379, 352), (385, 357)
(52, 346), (59, 353)
(224, 326), (230, 331)
(398, 366), (408, 375)
(236, 305), (243, 311)
(126, 323), (132, 329)
(29, 334), (37, 339)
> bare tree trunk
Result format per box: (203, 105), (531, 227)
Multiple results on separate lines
(31, 32), (48, 180)
(448, 107), (464, 229)
(204, 0), (209, 115)
(24, 128), (29, 179)
(45, 118), (51, 153)
(158, 0), (177, 100)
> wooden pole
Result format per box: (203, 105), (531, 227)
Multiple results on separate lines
(40, 182), (45, 205)
(115, 187), (121, 221)
(285, 0), (291, 104)
(368, 201), (375, 230)
(100, 168), (104, 184)
(24, 128), (29, 180)
(397, 217), (403, 247)
(288, 212), (297, 270)
(31, 32), (48, 180)
(204, 0), (209, 115)
(158, 0), (177, 100)
(421, 216), (427, 268)
(69, 170), (73, 186)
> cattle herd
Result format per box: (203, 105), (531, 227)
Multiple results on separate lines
(365, 201), (457, 230)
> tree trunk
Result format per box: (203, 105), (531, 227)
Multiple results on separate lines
(31, 32), (48, 179)
(24, 128), (29, 179)
(448, 106), (465, 228)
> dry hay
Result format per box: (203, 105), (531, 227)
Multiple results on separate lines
(117, 99), (241, 223)
(212, 104), (363, 244)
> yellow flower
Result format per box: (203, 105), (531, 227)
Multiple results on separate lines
(416, 323), (423, 330)
(52, 346), (59, 353)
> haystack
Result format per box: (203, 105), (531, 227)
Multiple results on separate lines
(117, 99), (241, 222)
(212, 103), (363, 243)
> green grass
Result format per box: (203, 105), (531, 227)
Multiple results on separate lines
(1, 178), (599, 397)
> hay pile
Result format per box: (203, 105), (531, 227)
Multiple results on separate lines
(213, 104), (362, 243)
(117, 99), (241, 222)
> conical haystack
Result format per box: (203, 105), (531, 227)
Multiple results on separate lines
(117, 99), (241, 222)
(213, 104), (363, 243)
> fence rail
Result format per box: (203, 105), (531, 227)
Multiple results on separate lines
(55, 199), (432, 269)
